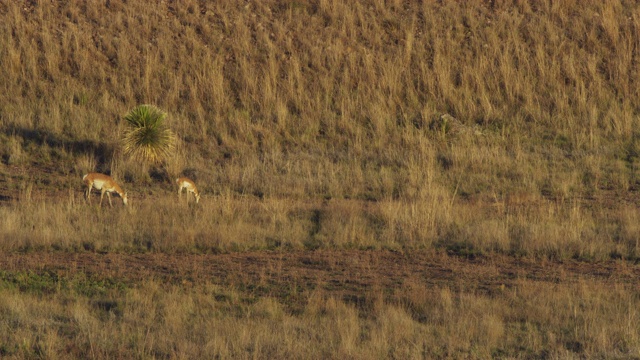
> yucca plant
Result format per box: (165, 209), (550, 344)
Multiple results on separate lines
(122, 105), (176, 164)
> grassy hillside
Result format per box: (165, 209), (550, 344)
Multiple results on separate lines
(1, 0), (640, 259)
(3, 1), (640, 358)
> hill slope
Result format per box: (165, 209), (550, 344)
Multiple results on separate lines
(1, 1), (640, 259)
(3, 2), (640, 358)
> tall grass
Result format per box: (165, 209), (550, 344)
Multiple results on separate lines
(0, 188), (638, 260)
(1, 1), (639, 200)
(0, 275), (638, 358)
(3, 1), (640, 357)
(0, 0), (639, 260)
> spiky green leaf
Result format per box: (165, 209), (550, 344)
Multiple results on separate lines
(122, 105), (176, 164)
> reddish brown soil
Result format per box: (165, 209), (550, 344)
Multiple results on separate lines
(2, 250), (639, 303)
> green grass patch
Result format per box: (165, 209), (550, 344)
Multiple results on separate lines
(0, 270), (128, 297)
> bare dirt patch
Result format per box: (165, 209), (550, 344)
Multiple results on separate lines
(2, 250), (639, 301)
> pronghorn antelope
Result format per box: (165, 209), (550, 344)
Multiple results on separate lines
(82, 173), (128, 207)
(176, 177), (200, 203)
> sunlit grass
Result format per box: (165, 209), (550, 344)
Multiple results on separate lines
(0, 273), (638, 358)
(1, 1), (640, 357)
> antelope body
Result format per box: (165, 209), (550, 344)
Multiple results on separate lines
(83, 173), (128, 207)
(176, 177), (200, 203)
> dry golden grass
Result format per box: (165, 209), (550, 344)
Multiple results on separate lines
(1, 189), (639, 261)
(2, 0), (640, 357)
(1, 1), (639, 191)
(0, 276), (639, 358)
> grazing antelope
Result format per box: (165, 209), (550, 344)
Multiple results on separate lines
(176, 177), (200, 203)
(83, 173), (128, 207)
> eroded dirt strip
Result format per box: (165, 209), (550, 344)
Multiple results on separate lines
(1, 250), (639, 298)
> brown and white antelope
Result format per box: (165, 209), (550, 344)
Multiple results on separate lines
(176, 177), (200, 203)
(83, 173), (128, 207)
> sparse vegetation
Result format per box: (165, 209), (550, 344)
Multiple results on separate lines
(1, 270), (638, 359)
(1, 0), (640, 357)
